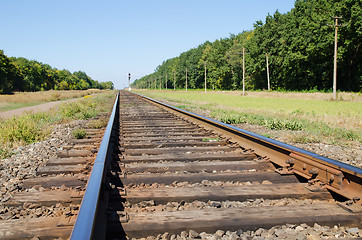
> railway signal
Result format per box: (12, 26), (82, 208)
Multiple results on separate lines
(128, 73), (131, 91)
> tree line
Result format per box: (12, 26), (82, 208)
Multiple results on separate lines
(132, 0), (361, 92)
(0, 50), (113, 93)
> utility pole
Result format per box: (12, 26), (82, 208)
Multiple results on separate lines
(266, 52), (270, 91)
(166, 74), (168, 90)
(128, 73), (131, 91)
(159, 75), (161, 90)
(174, 71), (176, 90)
(228, 48), (248, 95)
(204, 61), (207, 92)
(242, 47), (245, 96)
(329, 16), (346, 100)
(186, 68), (188, 92)
(154, 77), (156, 90)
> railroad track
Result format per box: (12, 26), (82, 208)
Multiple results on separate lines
(1, 90), (361, 239)
(0, 114), (110, 238)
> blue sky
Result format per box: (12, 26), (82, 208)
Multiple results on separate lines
(1, 1), (295, 89)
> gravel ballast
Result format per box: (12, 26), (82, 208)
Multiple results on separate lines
(0, 112), (360, 239)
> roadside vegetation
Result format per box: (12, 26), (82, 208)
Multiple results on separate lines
(0, 89), (106, 112)
(0, 90), (116, 159)
(134, 90), (361, 147)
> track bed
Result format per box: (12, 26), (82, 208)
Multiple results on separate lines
(2, 91), (360, 239)
(106, 91), (361, 239)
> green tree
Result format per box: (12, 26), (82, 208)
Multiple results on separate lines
(0, 50), (17, 93)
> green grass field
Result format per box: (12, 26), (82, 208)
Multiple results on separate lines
(134, 89), (362, 146)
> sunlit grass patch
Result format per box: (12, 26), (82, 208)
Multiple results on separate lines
(210, 109), (305, 131)
(87, 117), (108, 129)
(0, 91), (116, 159)
(59, 99), (97, 120)
(0, 112), (52, 144)
(0, 112), (55, 158)
(134, 89), (361, 146)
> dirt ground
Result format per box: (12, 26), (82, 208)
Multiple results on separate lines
(0, 98), (78, 119)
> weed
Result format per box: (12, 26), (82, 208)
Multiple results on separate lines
(59, 98), (98, 120)
(88, 118), (108, 129)
(0, 146), (13, 159)
(0, 113), (50, 145)
(72, 129), (87, 139)
(341, 130), (359, 141)
(266, 119), (304, 131)
(175, 105), (195, 110)
(293, 133), (320, 144)
(0, 112), (54, 159)
(202, 137), (220, 142)
(211, 110), (304, 131)
(59, 102), (82, 118)
(262, 133), (273, 138)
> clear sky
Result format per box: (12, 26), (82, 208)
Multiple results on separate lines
(0, 0), (295, 89)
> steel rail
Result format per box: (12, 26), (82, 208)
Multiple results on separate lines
(132, 91), (362, 204)
(70, 91), (119, 240)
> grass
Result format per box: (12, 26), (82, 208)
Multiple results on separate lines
(0, 89), (105, 112)
(133, 89), (361, 146)
(72, 129), (87, 139)
(87, 118), (108, 129)
(202, 137), (220, 142)
(0, 90), (117, 159)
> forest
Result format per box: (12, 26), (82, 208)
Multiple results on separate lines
(0, 50), (113, 93)
(132, 0), (361, 92)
